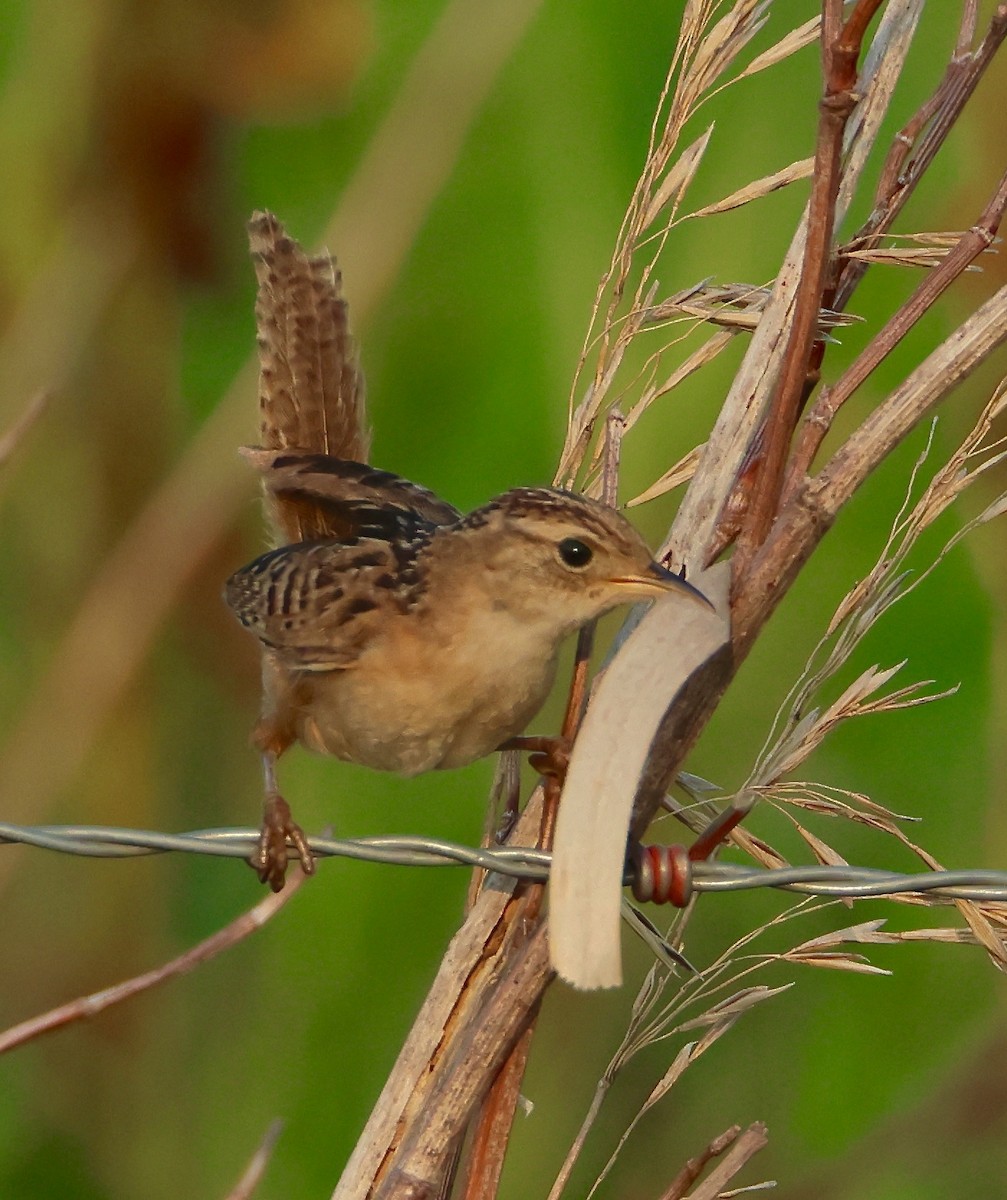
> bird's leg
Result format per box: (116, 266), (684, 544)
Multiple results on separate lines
(253, 748), (316, 893)
(498, 735), (573, 782)
(490, 750), (523, 843)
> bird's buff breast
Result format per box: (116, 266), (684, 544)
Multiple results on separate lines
(294, 612), (559, 775)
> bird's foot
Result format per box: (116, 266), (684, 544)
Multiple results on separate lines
(253, 793), (315, 892)
(499, 735), (573, 782)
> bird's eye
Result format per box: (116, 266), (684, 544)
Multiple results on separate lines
(558, 537), (593, 568)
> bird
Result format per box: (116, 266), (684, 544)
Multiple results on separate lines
(225, 212), (709, 890)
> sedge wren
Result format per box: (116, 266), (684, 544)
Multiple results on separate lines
(225, 213), (708, 889)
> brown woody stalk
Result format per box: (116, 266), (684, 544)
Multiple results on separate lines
(737, 0), (885, 561)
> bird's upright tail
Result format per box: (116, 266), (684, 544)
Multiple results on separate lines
(246, 210), (371, 543)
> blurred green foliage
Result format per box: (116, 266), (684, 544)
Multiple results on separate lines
(0, 1), (1005, 1197)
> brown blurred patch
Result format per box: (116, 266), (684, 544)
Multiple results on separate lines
(90, 0), (371, 281)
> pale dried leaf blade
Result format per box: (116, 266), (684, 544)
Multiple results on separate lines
(641, 124), (716, 231)
(625, 329), (735, 433)
(690, 157), (815, 218)
(550, 564), (731, 989)
(791, 821), (848, 868)
(677, 983), (794, 1031)
(639, 1040), (698, 1112)
(628, 444), (705, 507)
(792, 920), (889, 953)
(787, 951), (892, 976)
(738, 13), (821, 77)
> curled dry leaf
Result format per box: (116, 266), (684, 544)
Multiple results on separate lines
(550, 563), (731, 989)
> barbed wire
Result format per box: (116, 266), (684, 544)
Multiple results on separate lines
(3, 821), (1007, 904)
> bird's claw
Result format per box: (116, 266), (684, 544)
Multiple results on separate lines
(253, 793), (315, 892)
(500, 735), (573, 783)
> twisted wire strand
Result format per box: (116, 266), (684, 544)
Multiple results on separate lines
(2, 822), (1007, 902)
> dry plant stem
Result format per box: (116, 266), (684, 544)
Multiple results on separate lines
(457, 1022), (537, 1200)
(456, 406), (626, 1199)
(673, 1123), (769, 1200)
(371, 922), (553, 1200)
(733, 284), (1007, 650)
(657, 1123), (749, 1200)
(224, 1119), (285, 1200)
(372, 435), (614, 1199)
(0, 869), (305, 1056)
(332, 799), (552, 1200)
(787, 167), (1007, 485)
(456, 628), (595, 1200)
(835, 2), (1007, 313)
(738, 0), (882, 562)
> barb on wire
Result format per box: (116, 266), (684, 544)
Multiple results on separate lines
(2, 821), (1007, 904)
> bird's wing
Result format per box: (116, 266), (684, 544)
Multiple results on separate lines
(224, 537), (414, 672)
(241, 450), (461, 541)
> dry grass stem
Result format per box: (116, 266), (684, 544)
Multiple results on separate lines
(840, 228), (997, 269)
(224, 1120), (285, 1200)
(0, 868), (305, 1056)
(678, 1122), (770, 1200)
(659, 1123), (771, 1200)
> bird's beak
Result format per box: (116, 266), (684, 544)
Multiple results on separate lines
(610, 560), (714, 610)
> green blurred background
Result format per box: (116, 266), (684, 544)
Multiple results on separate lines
(0, 1), (1005, 1197)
